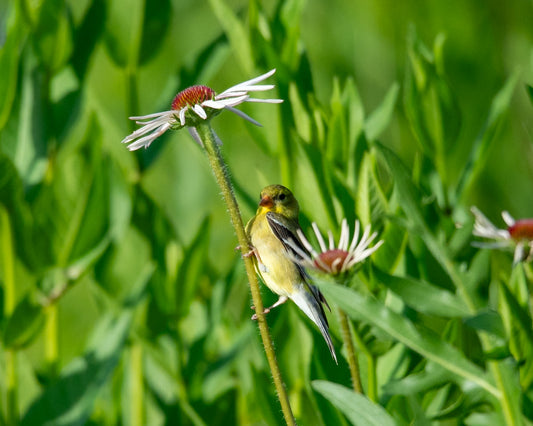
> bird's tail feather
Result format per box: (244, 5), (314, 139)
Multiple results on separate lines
(291, 287), (337, 363)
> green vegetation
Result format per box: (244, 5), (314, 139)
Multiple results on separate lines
(1, 0), (533, 424)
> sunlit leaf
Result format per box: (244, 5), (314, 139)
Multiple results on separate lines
(208, 0), (254, 74)
(0, 2), (28, 131)
(365, 82), (399, 141)
(313, 380), (396, 426)
(319, 280), (499, 397)
(455, 72), (519, 200)
(104, 0), (144, 67)
(3, 292), (45, 349)
(374, 268), (470, 317)
(21, 311), (133, 426)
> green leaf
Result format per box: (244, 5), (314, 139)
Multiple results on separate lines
(382, 363), (451, 396)
(312, 380), (396, 426)
(374, 142), (425, 231)
(104, 0), (144, 67)
(208, 0), (253, 74)
(319, 280), (499, 397)
(176, 217), (211, 316)
(0, 2), (28, 131)
(365, 82), (399, 141)
(290, 82), (312, 143)
(455, 71), (519, 200)
(0, 154), (35, 268)
(94, 226), (154, 303)
(373, 268), (470, 317)
(70, 0), (105, 79)
(33, 0), (73, 73)
(403, 31), (460, 164)
(356, 151), (388, 228)
(3, 292), (45, 349)
(21, 311), (132, 426)
(372, 220), (407, 272)
(138, 0), (171, 65)
(526, 84), (533, 106)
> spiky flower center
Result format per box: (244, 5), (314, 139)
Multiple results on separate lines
(508, 219), (533, 241)
(315, 249), (349, 274)
(171, 85), (216, 110)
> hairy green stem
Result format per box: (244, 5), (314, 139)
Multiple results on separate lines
(1, 207), (18, 425)
(337, 308), (363, 393)
(195, 123), (296, 426)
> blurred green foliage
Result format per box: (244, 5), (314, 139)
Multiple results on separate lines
(1, 0), (533, 424)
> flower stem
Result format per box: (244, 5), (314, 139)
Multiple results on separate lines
(349, 320), (377, 401)
(1, 207), (18, 425)
(337, 308), (363, 393)
(45, 304), (59, 377)
(195, 123), (296, 426)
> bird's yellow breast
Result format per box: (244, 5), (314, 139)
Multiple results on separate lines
(249, 214), (301, 297)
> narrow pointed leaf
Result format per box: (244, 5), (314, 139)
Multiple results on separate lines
(312, 380), (395, 426)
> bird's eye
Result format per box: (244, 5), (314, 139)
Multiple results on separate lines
(279, 194), (286, 201)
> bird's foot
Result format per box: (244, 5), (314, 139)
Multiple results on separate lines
(251, 306), (271, 320)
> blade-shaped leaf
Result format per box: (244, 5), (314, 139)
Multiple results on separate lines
(319, 280), (499, 397)
(21, 311), (133, 426)
(455, 72), (519, 200)
(3, 292), (45, 349)
(312, 380), (395, 426)
(0, 2), (28, 131)
(374, 267), (470, 317)
(208, 0), (253, 74)
(365, 82), (399, 141)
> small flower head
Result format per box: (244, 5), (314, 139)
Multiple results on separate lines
(471, 206), (533, 264)
(121, 69), (283, 150)
(289, 219), (384, 276)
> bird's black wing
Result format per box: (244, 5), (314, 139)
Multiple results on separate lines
(266, 212), (332, 314)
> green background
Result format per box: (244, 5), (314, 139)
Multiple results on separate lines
(1, 0), (533, 424)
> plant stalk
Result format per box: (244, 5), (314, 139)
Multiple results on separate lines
(45, 304), (59, 376)
(195, 123), (296, 426)
(1, 207), (18, 425)
(337, 308), (363, 393)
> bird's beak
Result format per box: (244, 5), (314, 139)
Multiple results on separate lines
(259, 195), (274, 208)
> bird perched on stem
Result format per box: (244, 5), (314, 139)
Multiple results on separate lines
(245, 184), (337, 363)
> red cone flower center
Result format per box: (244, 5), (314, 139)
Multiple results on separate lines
(315, 249), (349, 273)
(508, 219), (533, 241)
(171, 85), (215, 110)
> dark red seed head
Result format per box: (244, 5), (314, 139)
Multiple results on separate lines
(508, 219), (533, 241)
(315, 249), (349, 273)
(171, 85), (215, 110)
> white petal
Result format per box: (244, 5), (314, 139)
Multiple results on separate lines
(339, 219), (349, 251)
(348, 221), (361, 253)
(129, 110), (176, 121)
(187, 127), (203, 147)
(312, 222), (327, 253)
(125, 123), (172, 150)
(179, 108), (187, 126)
(513, 242), (525, 265)
(209, 95), (249, 108)
(224, 106), (263, 127)
(245, 98), (284, 104)
(296, 229), (319, 258)
(502, 211), (515, 227)
(217, 69), (277, 98)
(192, 104), (207, 119)
(327, 230), (335, 250)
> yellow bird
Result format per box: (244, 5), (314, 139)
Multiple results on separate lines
(245, 184), (337, 362)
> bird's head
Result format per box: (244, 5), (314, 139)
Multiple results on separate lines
(257, 184), (299, 219)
